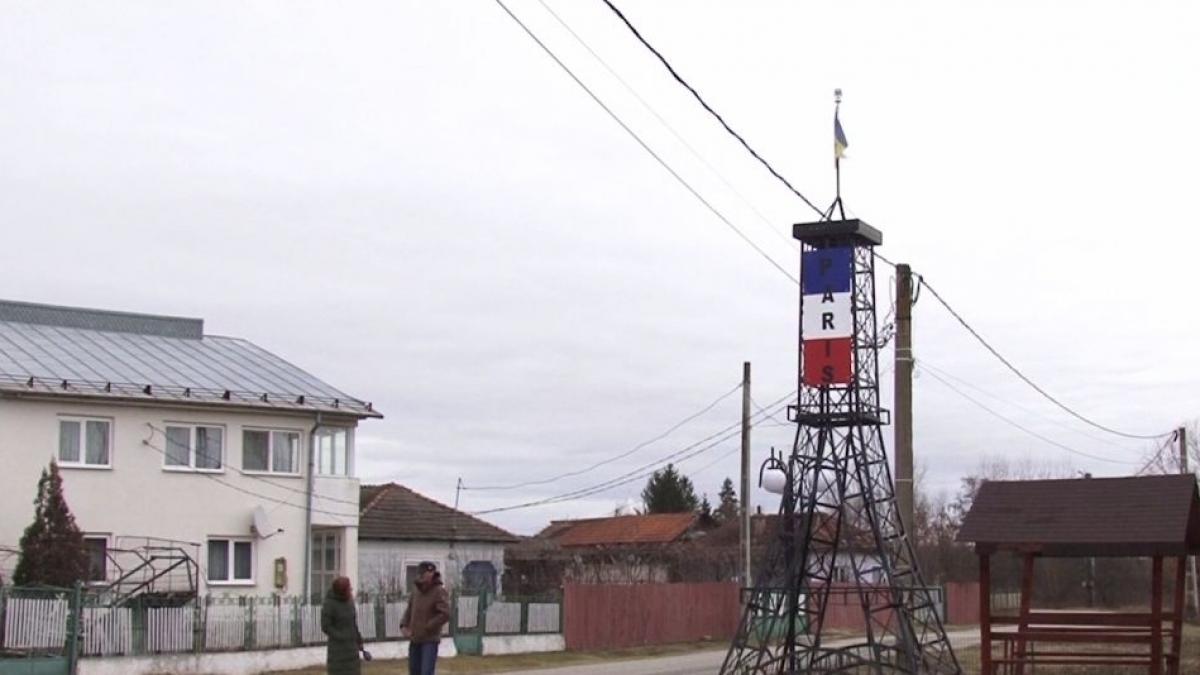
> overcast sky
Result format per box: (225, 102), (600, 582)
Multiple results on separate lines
(2, 1), (1197, 535)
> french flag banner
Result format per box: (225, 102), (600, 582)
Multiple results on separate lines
(801, 247), (854, 386)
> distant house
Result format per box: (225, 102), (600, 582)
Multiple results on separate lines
(540, 513), (700, 548)
(702, 512), (885, 585)
(0, 299), (380, 600)
(357, 483), (518, 596)
(506, 513), (705, 592)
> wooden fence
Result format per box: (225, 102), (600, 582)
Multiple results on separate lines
(563, 581), (740, 650)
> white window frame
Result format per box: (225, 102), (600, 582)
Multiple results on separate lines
(57, 416), (113, 469)
(162, 423), (226, 473)
(310, 529), (343, 594)
(403, 557), (444, 595)
(206, 537), (255, 586)
(241, 427), (302, 477)
(83, 533), (111, 586)
(314, 427), (354, 477)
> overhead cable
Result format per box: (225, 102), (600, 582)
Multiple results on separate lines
(920, 365), (1140, 466)
(917, 276), (1172, 441)
(599, 0), (825, 217)
(472, 391), (794, 515)
(464, 380), (743, 490)
(493, 0), (798, 286)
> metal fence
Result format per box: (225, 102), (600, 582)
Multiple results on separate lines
(0, 587), (562, 660)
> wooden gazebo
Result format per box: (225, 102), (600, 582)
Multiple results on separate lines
(957, 474), (1200, 674)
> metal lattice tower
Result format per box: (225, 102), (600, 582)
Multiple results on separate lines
(720, 219), (961, 674)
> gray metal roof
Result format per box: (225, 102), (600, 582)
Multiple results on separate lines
(0, 300), (380, 418)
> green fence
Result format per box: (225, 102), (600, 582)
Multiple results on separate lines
(0, 585), (80, 675)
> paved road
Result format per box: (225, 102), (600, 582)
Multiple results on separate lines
(499, 629), (981, 675)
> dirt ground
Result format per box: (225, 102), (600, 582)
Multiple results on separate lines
(953, 622), (1199, 674)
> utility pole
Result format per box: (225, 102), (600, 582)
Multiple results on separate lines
(894, 264), (915, 539)
(1081, 472), (1095, 608)
(1181, 427), (1199, 618)
(740, 362), (752, 592)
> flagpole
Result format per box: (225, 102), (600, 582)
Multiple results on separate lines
(831, 88), (845, 220)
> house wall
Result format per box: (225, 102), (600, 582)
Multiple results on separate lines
(358, 540), (506, 595)
(0, 396), (361, 596)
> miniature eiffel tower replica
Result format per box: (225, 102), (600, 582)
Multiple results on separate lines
(719, 219), (961, 674)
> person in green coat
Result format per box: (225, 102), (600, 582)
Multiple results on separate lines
(322, 576), (364, 675)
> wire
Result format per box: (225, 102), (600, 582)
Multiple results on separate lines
(691, 445), (741, 477)
(145, 424), (362, 508)
(919, 366), (1139, 466)
(472, 391), (795, 515)
(140, 434), (359, 520)
(917, 359), (1135, 452)
(493, 0), (799, 286)
(464, 380), (743, 490)
(598, 0), (825, 217)
(535, 0), (800, 255)
(1134, 434), (1176, 476)
(472, 419), (745, 515)
(749, 395), (791, 427)
(917, 276), (1172, 441)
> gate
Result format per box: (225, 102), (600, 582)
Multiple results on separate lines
(0, 585), (80, 675)
(451, 593), (483, 656)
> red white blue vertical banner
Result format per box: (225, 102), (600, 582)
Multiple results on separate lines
(802, 247), (854, 386)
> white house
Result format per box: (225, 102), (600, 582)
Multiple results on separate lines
(0, 299), (381, 600)
(357, 483), (517, 596)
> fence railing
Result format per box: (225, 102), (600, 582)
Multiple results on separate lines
(0, 587), (562, 659)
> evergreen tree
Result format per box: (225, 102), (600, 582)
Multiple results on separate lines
(716, 477), (739, 523)
(640, 463), (699, 514)
(698, 494), (715, 525)
(13, 461), (89, 587)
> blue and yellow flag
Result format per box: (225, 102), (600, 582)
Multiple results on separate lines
(834, 111), (848, 160)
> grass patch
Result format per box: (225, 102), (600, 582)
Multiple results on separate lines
(267, 640), (728, 675)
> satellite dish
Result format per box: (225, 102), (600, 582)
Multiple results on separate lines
(251, 506), (283, 539)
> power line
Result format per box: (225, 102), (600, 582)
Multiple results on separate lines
(599, 0), (825, 217)
(919, 365), (1139, 466)
(535, 0), (800, 255)
(139, 433), (359, 520)
(691, 445), (741, 477)
(472, 420), (744, 515)
(464, 380), (743, 490)
(917, 359), (1135, 453)
(1134, 433), (1177, 476)
(145, 424), (363, 508)
(493, 0), (799, 286)
(472, 391), (794, 515)
(917, 275), (1172, 441)
(474, 392), (792, 514)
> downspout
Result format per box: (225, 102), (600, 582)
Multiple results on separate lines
(303, 412), (323, 600)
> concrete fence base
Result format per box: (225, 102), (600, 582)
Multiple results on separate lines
(77, 637), (459, 675)
(482, 634), (565, 656)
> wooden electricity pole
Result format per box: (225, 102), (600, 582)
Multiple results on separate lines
(894, 265), (915, 538)
(741, 361), (752, 591)
(1181, 426), (1199, 618)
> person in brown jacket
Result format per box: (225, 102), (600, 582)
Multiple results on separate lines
(400, 561), (450, 675)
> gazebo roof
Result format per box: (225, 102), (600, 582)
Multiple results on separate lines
(956, 474), (1200, 557)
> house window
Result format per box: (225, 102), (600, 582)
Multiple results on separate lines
(310, 530), (342, 595)
(58, 418), (111, 467)
(207, 538), (253, 583)
(164, 425), (224, 470)
(242, 429), (299, 474)
(314, 428), (352, 476)
(405, 564), (422, 595)
(84, 537), (108, 583)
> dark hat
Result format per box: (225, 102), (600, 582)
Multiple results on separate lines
(417, 561), (437, 573)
